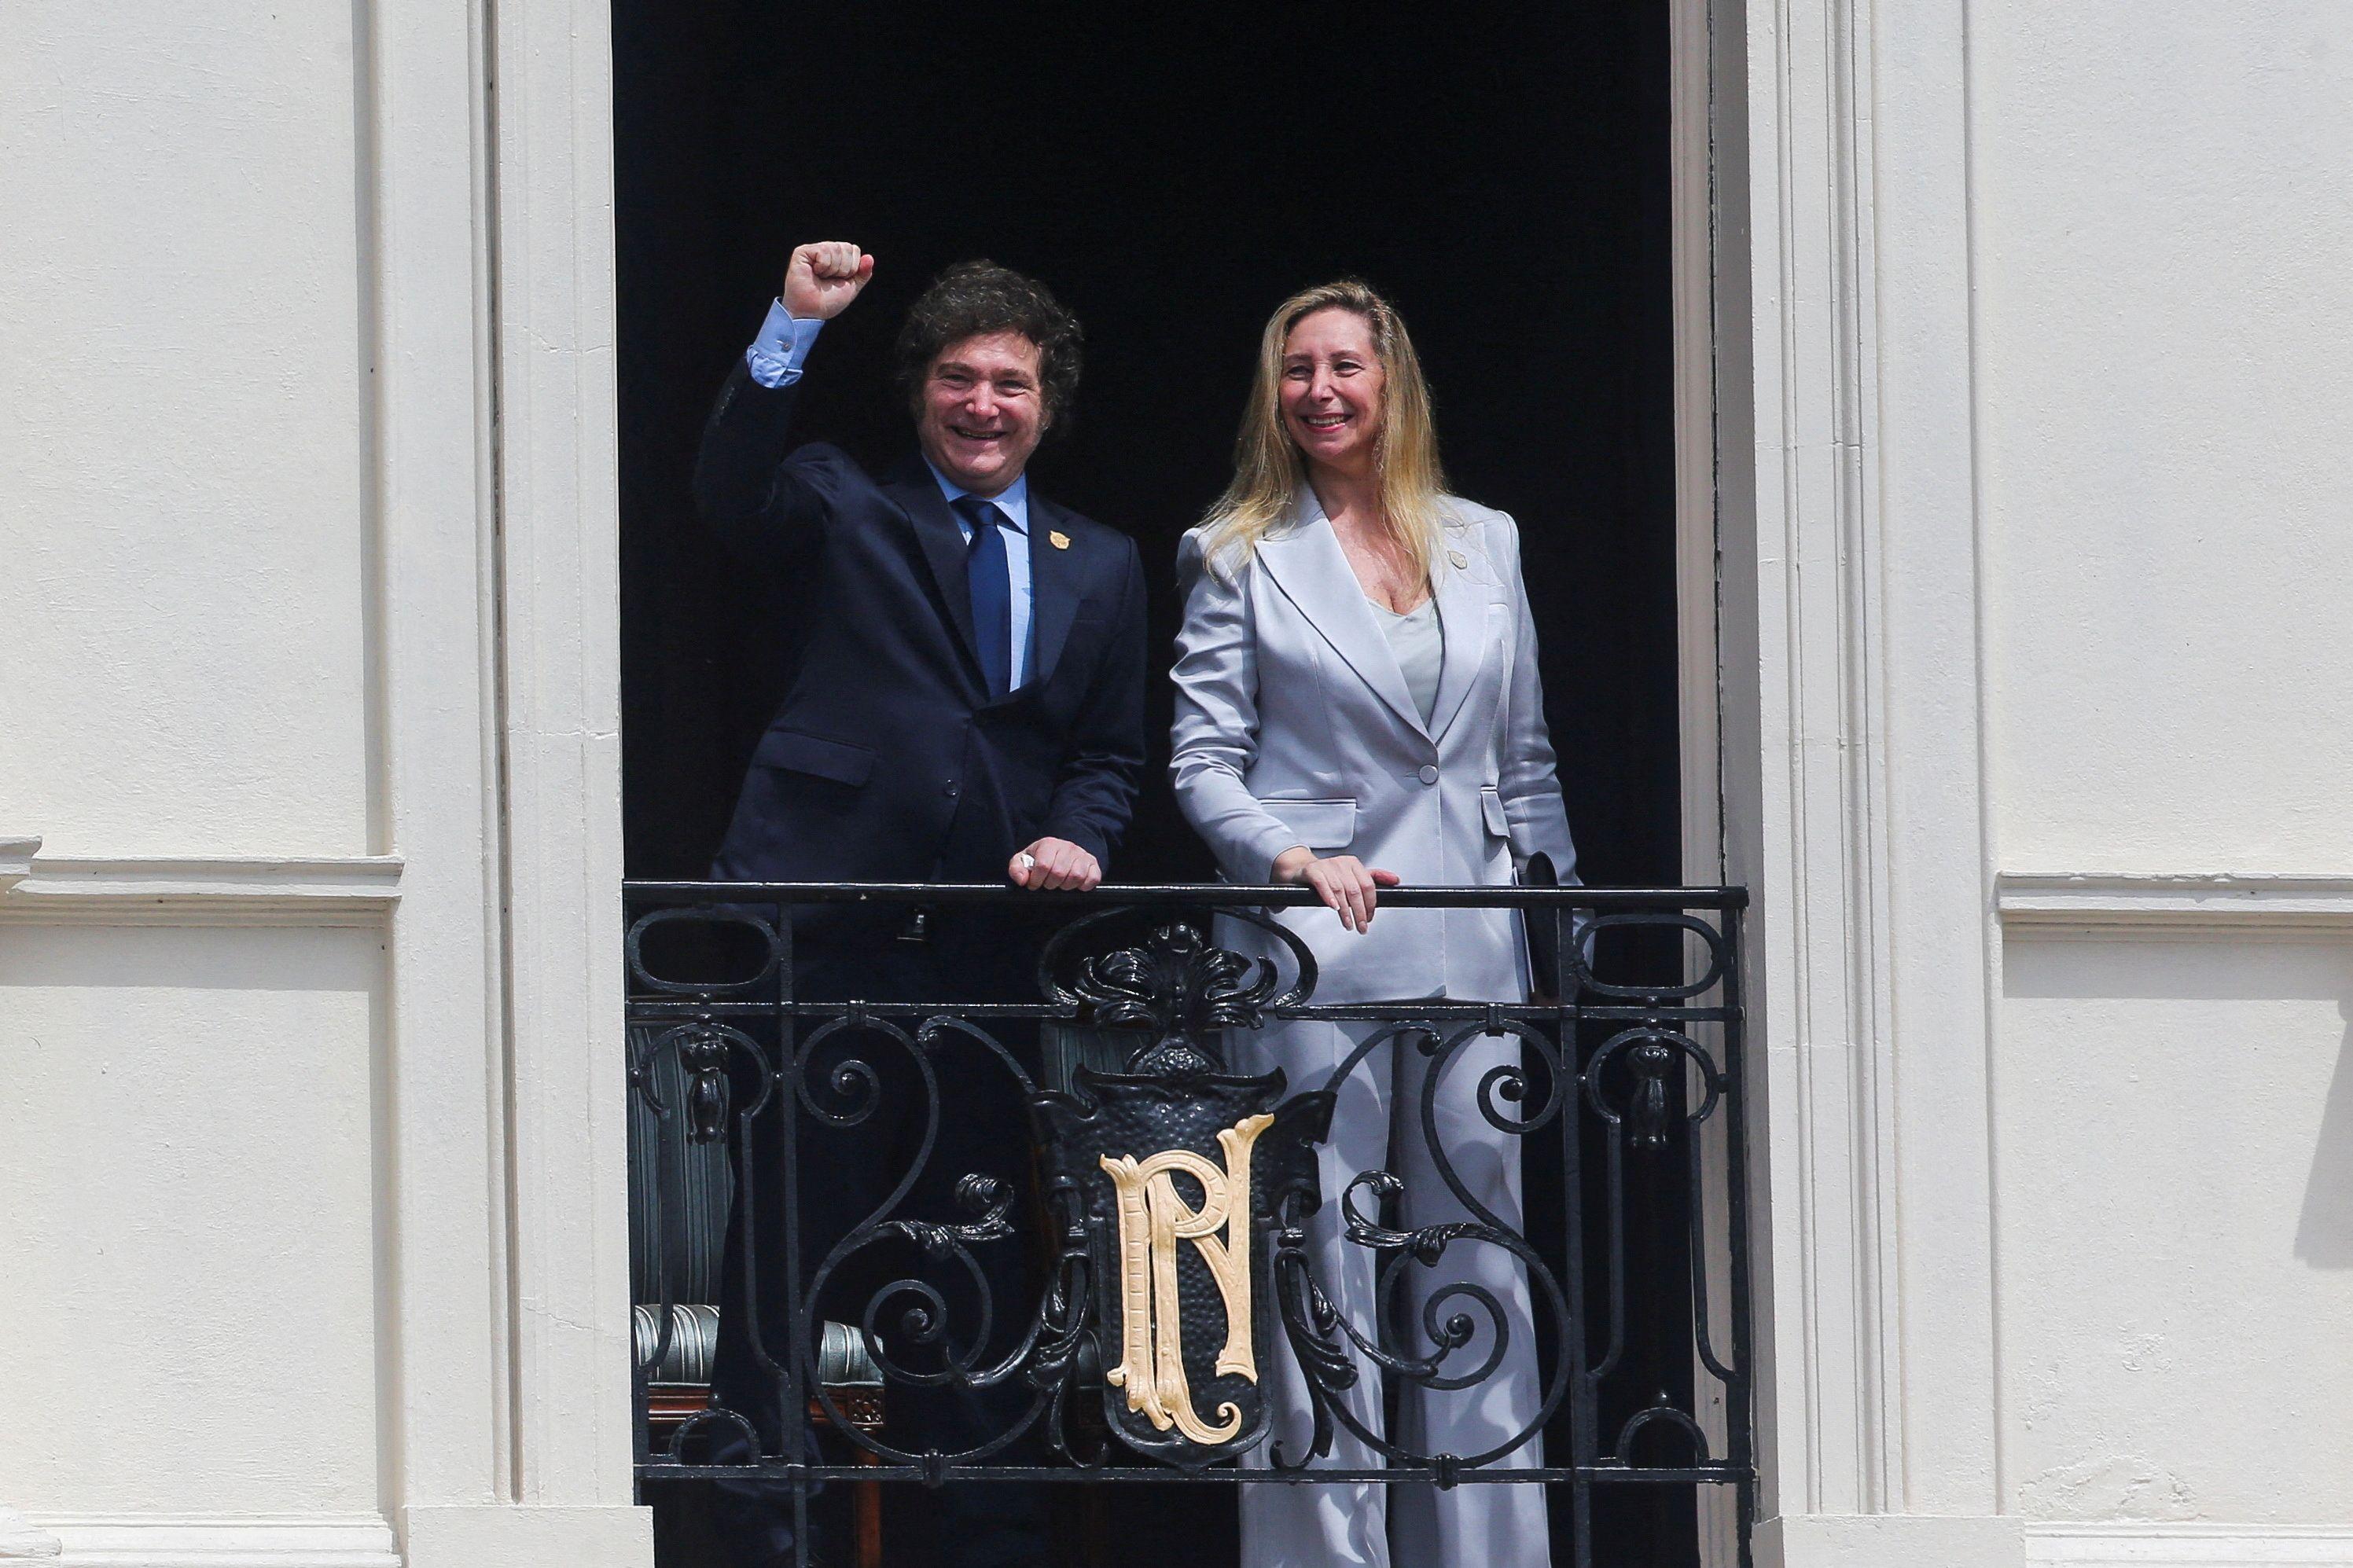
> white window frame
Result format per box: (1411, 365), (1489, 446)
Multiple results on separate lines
(410, 0), (2017, 1559)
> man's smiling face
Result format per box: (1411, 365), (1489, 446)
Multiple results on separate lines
(914, 331), (1046, 497)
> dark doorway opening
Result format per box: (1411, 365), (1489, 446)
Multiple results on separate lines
(616, 4), (1692, 1564)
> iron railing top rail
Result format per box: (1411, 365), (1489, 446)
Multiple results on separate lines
(623, 879), (1748, 911)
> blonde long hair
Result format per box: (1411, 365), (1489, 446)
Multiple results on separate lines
(1200, 278), (1450, 578)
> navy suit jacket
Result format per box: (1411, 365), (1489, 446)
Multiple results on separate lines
(694, 361), (1147, 890)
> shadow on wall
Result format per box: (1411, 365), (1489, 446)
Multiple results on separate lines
(2000, 935), (2353, 1271)
(1996, 935), (2353, 1519)
(2296, 997), (2353, 1267)
(0, 921), (383, 993)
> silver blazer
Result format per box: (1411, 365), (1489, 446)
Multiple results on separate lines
(1171, 492), (1578, 1004)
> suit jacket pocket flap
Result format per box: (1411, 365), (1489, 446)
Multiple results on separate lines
(755, 729), (876, 787)
(1480, 788), (1511, 837)
(1263, 797), (1358, 850)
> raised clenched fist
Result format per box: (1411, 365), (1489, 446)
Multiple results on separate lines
(781, 241), (875, 321)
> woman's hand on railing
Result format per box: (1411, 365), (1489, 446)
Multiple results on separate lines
(1271, 847), (1401, 933)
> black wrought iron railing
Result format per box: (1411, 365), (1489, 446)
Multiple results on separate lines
(624, 881), (1752, 1568)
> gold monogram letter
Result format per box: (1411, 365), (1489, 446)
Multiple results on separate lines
(1098, 1112), (1274, 1444)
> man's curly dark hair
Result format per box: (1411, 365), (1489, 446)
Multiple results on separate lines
(895, 260), (1083, 434)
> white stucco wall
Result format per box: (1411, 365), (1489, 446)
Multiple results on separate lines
(0, 0), (394, 1553)
(0, 0), (375, 859)
(1976, 3), (2353, 876)
(1970, 0), (2353, 1548)
(0, 0), (642, 1557)
(1727, 2), (2353, 1564)
(5, 0), (2347, 1562)
(0, 925), (385, 1515)
(1997, 938), (2353, 1524)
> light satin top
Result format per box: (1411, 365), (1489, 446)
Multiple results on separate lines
(1373, 594), (1443, 726)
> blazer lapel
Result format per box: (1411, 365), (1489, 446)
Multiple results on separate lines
(1024, 493), (1083, 691)
(881, 456), (983, 673)
(1256, 499), (1431, 741)
(1427, 537), (1489, 740)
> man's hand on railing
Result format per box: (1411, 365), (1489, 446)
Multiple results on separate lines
(1009, 836), (1101, 891)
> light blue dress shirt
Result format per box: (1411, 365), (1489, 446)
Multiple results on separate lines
(745, 301), (1034, 689)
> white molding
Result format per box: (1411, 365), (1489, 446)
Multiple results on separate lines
(1733, 0), (1907, 1517)
(1673, 0), (1730, 1549)
(490, 0), (638, 1515)
(1857, 0), (2009, 1518)
(1728, 0), (1921, 1512)
(38, 1515), (398, 1568)
(1997, 873), (2353, 935)
(0, 856), (403, 926)
(1757, 1512), (2024, 1567)
(0, 1502), (60, 1559)
(1672, 2), (1737, 1560)
(367, 0), (514, 1516)
(399, 1504), (653, 1566)
(1672, 0), (1724, 893)
(2025, 1524), (2353, 1566)
(362, 0), (644, 1531)
(0, 838), (37, 898)
(1726, 0), (2003, 1524)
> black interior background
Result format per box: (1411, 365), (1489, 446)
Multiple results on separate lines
(616, 3), (1693, 1562)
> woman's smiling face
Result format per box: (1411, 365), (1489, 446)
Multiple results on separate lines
(1279, 307), (1385, 478)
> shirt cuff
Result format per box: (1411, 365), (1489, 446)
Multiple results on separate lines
(744, 300), (827, 388)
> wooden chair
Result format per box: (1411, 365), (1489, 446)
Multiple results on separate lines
(630, 1025), (888, 1566)
(636, 1308), (886, 1568)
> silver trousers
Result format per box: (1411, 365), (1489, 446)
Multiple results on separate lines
(1233, 1017), (1552, 1568)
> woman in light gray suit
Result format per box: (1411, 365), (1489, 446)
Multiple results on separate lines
(1171, 279), (1578, 1568)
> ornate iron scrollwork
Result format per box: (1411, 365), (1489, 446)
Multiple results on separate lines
(1033, 921), (1330, 1468)
(622, 882), (1758, 1568)
(677, 1026), (733, 1144)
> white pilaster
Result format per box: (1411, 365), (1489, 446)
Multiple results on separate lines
(368, 0), (644, 1545)
(1724, 0), (2013, 1555)
(486, 0), (639, 1537)
(367, 0), (513, 1538)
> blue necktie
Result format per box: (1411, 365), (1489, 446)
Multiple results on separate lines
(953, 494), (1013, 700)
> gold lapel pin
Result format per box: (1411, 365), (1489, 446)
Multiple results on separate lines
(1050, 530), (1072, 551)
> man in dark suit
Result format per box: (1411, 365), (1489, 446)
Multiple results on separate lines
(693, 243), (1145, 1566)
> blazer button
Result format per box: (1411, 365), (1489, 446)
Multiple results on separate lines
(1417, 765), (1439, 785)
(943, 780), (959, 797)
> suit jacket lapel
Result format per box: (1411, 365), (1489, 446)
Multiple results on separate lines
(881, 456), (982, 673)
(1025, 493), (1083, 692)
(1256, 498), (1431, 741)
(1428, 534), (1487, 740)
